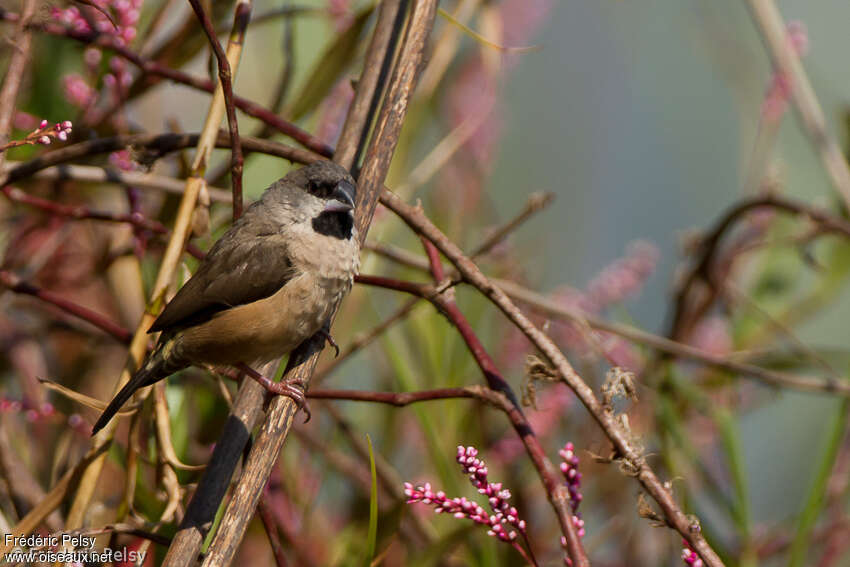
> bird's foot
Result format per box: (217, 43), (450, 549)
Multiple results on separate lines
(236, 363), (312, 422)
(317, 322), (340, 357)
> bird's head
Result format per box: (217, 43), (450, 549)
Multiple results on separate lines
(263, 161), (357, 240)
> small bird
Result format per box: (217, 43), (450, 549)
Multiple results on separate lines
(92, 161), (360, 435)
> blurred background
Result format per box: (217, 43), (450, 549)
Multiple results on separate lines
(3, 0), (850, 565)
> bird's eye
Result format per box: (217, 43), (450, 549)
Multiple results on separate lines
(307, 179), (334, 198)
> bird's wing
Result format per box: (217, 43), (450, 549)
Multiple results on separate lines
(149, 231), (297, 333)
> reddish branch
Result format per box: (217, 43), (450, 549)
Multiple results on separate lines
(0, 131), (319, 188)
(2, 185), (207, 260)
(187, 0), (248, 220)
(0, 270), (131, 343)
(257, 499), (288, 567)
(2, 185), (167, 234)
(309, 386), (494, 405)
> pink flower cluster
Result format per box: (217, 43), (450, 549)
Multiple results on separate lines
(404, 446), (529, 543)
(0, 396), (91, 435)
(2, 119), (73, 152)
(584, 240), (660, 312)
(53, 0), (143, 109)
(558, 442), (585, 537)
(50, 0), (143, 46)
(762, 21), (809, 121)
(0, 396), (55, 423)
(681, 541), (703, 567)
(62, 74), (96, 108)
(35, 120), (73, 145)
(109, 148), (137, 171)
(326, 0), (353, 31)
(316, 80), (355, 147)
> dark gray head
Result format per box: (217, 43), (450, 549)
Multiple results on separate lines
(260, 161), (357, 240)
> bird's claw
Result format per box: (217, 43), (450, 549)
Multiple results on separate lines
(317, 327), (340, 357)
(237, 363), (312, 422)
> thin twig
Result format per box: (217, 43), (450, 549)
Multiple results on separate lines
(0, 270), (132, 343)
(257, 498), (289, 567)
(0, 131), (319, 188)
(188, 0), (250, 220)
(2, 185), (169, 234)
(1, 161), (231, 200)
(314, 297), (420, 383)
(470, 192), (555, 258)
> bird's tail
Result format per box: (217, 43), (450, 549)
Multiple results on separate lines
(91, 340), (187, 435)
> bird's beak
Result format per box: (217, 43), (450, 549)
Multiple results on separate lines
(323, 179), (356, 213)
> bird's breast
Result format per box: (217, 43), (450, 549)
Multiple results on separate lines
(177, 237), (360, 367)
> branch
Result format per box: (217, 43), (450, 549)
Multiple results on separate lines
(669, 194), (850, 341)
(188, 0), (250, 220)
(0, 131), (319, 188)
(257, 499), (288, 567)
(1, 161), (231, 200)
(310, 385), (513, 406)
(2, 185), (168, 234)
(363, 198), (850, 397)
(0, 270), (132, 343)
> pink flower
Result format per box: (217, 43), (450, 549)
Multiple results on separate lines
(109, 149), (137, 171)
(681, 541), (704, 567)
(405, 446), (530, 545)
(687, 315), (732, 357)
(558, 442), (585, 538)
(62, 74), (96, 108)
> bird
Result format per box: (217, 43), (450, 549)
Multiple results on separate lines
(91, 160), (360, 435)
